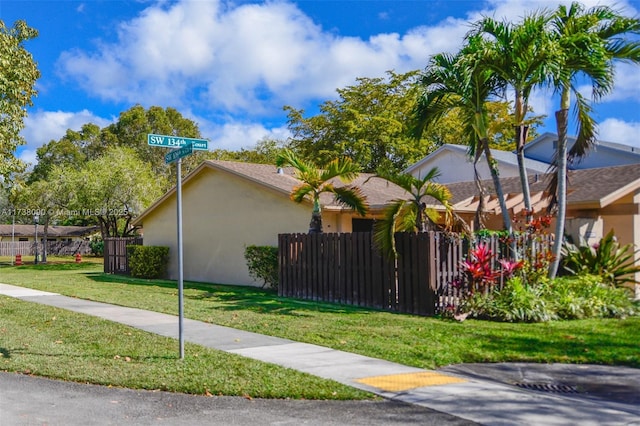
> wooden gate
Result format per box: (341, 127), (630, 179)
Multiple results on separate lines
(104, 237), (142, 274)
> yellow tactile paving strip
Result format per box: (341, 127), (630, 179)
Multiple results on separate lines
(356, 371), (467, 392)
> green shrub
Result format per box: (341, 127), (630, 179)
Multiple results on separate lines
(89, 239), (104, 256)
(126, 245), (169, 279)
(244, 245), (278, 290)
(562, 229), (640, 287)
(462, 276), (555, 322)
(546, 275), (636, 319)
(461, 274), (636, 322)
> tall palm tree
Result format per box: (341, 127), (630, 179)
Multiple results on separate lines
(276, 149), (369, 233)
(546, 2), (640, 278)
(372, 167), (453, 259)
(413, 36), (512, 232)
(471, 12), (554, 220)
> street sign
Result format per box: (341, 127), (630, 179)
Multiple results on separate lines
(148, 134), (208, 150)
(165, 143), (193, 164)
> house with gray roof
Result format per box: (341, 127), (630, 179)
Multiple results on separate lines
(133, 160), (412, 286)
(404, 143), (549, 184)
(405, 133), (640, 184)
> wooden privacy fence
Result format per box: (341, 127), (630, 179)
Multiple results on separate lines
(0, 240), (91, 257)
(279, 232), (553, 316)
(104, 237), (143, 274)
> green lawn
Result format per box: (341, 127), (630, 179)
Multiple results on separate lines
(1, 262), (638, 370)
(0, 295), (369, 399)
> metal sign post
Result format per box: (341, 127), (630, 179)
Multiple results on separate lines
(176, 157), (185, 359)
(149, 134), (209, 360)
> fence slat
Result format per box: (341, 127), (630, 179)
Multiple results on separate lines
(277, 232), (552, 316)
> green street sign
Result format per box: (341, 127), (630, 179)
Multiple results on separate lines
(148, 134), (208, 150)
(165, 143), (193, 164)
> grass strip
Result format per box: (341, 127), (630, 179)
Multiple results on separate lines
(0, 295), (371, 399)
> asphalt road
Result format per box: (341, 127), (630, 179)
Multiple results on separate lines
(0, 372), (477, 426)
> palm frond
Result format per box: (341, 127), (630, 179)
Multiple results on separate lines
(330, 186), (369, 216)
(568, 91), (597, 162)
(373, 200), (406, 259)
(290, 184), (314, 204)
(320, 157), (361, 183)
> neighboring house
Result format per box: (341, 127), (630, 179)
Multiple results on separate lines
(133, 160), (410, 286)
(0, 224), (98, 242)
(523, 132), (640, 169)
(404, 143), (549, 183)
(405, 134), (640, 183)
(446, 163), (640, 285)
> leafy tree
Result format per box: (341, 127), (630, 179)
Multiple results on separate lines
(15, 179), (66, 262)
(428, 101), (542, 153)
(472, 12), (553, 218)
(29, 123), (102, 183)
(102, 105), (208, 189)
(276, 149), (368, 233)
(413, 38), (512, 232)
(372, 167), (453, 259)
(546, 3), (640, 278)
(50, 147), (163, 238)
(285, 70), (437, 173)
(0, 20), (40, 179)
(206, 138), (288, 164)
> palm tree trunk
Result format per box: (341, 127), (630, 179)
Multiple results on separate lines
(549, 108), (569, 279)
(516, 125), (532, 221)
(473, 150), (486, 230)
(482, 138), (512, 233)
(309, 198), (323, 233)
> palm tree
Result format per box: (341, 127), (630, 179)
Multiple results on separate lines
(276, 149), (369, 233)
(372, 167), (453, 259)
(471, 12), (554, 221)
(413, 36), (512, 232)
(546, 2), (640, 278)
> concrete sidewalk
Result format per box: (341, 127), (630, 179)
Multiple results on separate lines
(1, 283), (639, 426)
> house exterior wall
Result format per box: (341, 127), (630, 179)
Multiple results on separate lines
(523, 134), (640, 169)
(141, 169), (311, 286)
(565, 216), (603, 246)
(409, 150), (522, 184)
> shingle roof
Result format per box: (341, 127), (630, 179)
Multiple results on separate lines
(134, 160), (640, 225)
(446, 163), (640, 211)
(204, 160), (411, 210)
(0, 224), (98, 237)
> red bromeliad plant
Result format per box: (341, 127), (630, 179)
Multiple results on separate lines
(461, 244), (498, 293)
(461, 244), (525, 294)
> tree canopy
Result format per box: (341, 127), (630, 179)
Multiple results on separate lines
(48, 146), (163, 238)
(0, 20), (40, 180)
(285, 70), (535, 174)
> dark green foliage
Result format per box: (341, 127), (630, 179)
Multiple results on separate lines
(562, 229), (640, 287)
(89, 239), (104, 256)
(244, 245), (278, 290)
(548, 275), (637, 319)
(463, 276), (555, 322)
(462, 275), (636, 322)
(126, 245), (169, 279)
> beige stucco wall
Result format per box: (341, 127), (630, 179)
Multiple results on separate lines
(141, 168), (312, 286)
(565, 216), (603, 246)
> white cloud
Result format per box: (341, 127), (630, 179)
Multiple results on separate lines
(605, 63), (640, 102)
(201, 120), (290, 151)
(598, 118), (640, 148)
(55, 0), (471, 117)
(47, 0), (640, 153)
(19, 110), (112, 164)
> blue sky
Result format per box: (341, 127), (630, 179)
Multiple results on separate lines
(2, 0), (639, 166)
